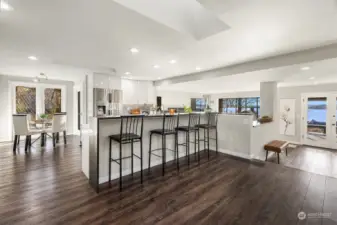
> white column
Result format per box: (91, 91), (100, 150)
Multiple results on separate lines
(260, 82), (278, 118)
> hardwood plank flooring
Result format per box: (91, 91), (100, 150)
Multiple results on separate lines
(267, 145), (337, 179)
(0, 136), (337, 225)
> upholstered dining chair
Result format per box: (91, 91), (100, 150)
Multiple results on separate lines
(45, 113), (67, 147)
(12, 114), (42, 152)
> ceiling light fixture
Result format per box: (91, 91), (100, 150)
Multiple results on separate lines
(28, 56), (38, 61)
(130, 48), (139, 54)
(32, 72), (48, 83)
(196, 67), (201, 71)
(309, 76), (315, 80)
(0, 1), (13, 11)
(153, 65), (160, 69)
(125, 72), (131, 75)
(301, 66), (310, 71)
(169, 60), (176, 64)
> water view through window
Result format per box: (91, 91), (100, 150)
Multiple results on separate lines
(307, 97), (327, 141)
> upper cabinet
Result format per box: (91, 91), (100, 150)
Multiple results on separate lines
(121, 79), (156, 105)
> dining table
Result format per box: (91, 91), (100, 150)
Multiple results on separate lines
(30, 119), (54, 147)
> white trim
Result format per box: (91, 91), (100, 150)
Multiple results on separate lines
(214, 148), (252, 160)
(300, 92), (337, 149)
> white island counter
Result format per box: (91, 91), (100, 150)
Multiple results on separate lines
(82, 113), (276, 192)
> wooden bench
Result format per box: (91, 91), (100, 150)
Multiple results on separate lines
(264, 140), (289, 164)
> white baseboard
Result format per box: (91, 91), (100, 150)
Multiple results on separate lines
(216, 148), (252, 160)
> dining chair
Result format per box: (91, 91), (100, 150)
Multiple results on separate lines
(46, 113), (67, 147)
(12, 114), (42, 152)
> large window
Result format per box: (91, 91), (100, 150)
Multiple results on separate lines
(45, 88), (62, 114)
(191, 98), (206, 111)
(16, 86), (37, 120)
(14, 84), (64, 120)
(219, 97), (260, 117)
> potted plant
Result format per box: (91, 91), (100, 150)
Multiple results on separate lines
(39, 113), (49, 121)
(183, 105), (192, 113)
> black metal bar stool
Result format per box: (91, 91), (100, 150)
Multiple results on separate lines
(176, 113), (201, 165)
(108, 115), (144, 191)
(148, 114), (179, 176)
(196, 112), (219, 159)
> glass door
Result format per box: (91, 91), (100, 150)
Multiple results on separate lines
(302, 93), (337, 149)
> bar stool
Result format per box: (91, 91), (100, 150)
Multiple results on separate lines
(176, 113), (201, 165)
(148, 114), (179, 176)
(196, 112), (219, 159)
(108, 115), (144, 191)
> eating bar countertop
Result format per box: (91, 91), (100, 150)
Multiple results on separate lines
(83, 112), (268, 193)
(94, 113), (194, 120)
(93, 112), (253, 120)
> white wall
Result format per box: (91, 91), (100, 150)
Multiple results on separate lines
(0, 74), (75, 142)
(156, 90), (202, 109)
(122, 79), (156, 104)
(216, 114), (253, 159)
(0, 75), (11, 142)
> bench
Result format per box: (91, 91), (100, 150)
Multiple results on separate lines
(264, 140), (289, 164)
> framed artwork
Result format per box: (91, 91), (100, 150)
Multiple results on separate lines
(280, 99), (296, 136)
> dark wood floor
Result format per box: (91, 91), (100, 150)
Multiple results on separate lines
(1, 136), (337, 225)
(267, 145), (337, 179)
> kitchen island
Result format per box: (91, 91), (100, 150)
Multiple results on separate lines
(82, 113), (273, 193)
(85, 113), (209, 192)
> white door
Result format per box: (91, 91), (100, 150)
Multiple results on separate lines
(301, 93), (337, 149)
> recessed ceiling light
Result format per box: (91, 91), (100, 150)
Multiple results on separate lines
(130, 48), (139, 54)
(309, 76), (315, 80)
(196, 67), (201, 71)
(125, 72), (131, 75)
(28, 56), (38, 61)
(301, 66), (310, 71)
(153, 65), (160, 69)
(0, 1), (13, 11)
(169, 60), (177, 64)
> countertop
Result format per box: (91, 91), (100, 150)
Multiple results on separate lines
(94, 113), (192, 120)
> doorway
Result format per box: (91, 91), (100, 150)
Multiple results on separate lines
(301, 93), (337, 149)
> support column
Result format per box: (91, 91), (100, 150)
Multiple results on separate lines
(260, 82), (278, 118)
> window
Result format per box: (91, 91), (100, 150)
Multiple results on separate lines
(15, 86), (36, 120)
(219, 97), (260, 117)
(14, 84), (64, 121)
(45, 88), (62, 114)
(191, 98), (206, 111)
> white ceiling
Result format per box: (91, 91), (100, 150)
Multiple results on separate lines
(0, 0), (337, 81)
(158, 58), (337, 94)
